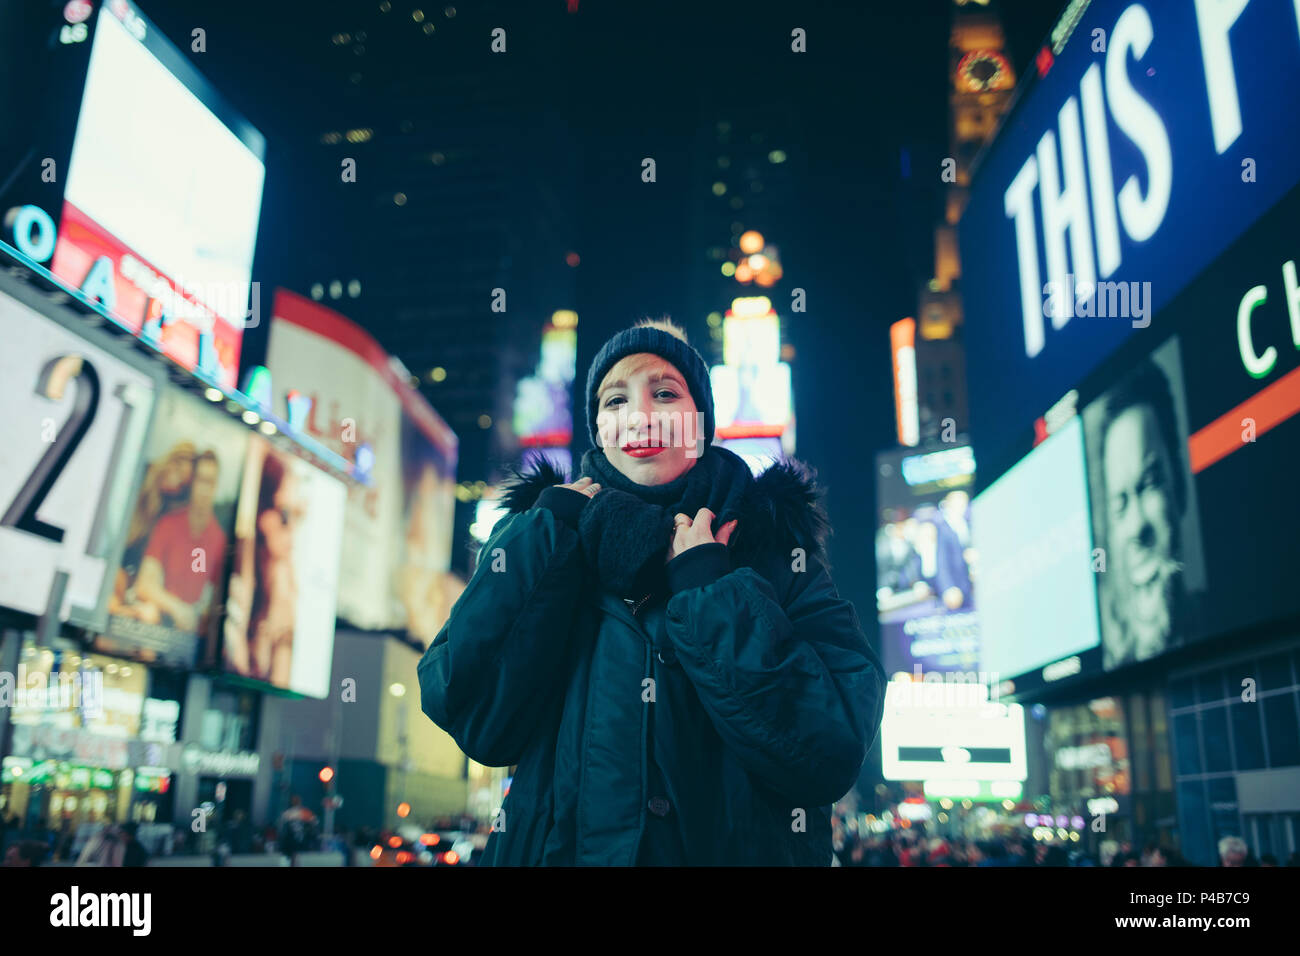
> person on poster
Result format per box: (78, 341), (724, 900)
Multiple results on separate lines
(418, 318), (884, 866)
(1093, 359), (1190, 669)
(225, 451), (303, 686)
(133, 451), (227, 632)
(932, 490), (974, 611)
(108, 441), (196, 618)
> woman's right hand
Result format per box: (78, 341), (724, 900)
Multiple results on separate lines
(557, 476), (601, 498)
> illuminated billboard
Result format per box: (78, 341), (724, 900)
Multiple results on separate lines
(960, 0), (1300, 470)
(972, 416), (1099, 688)
(0, 281), (156, 629)
(265, 290), (458, 642)
(880, 680), (1027, 785)
(221, 437), (347, 699)
(875, 443), (978, 676)
(40, 1), (266, 390)
(97, 387), (248, 668)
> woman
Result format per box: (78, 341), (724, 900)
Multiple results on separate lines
(419, 319), (884, 865)
(225, 450), (300, 685)
(108, 441), (196, 618)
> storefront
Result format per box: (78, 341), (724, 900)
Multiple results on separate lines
(0, 633), (186, 839)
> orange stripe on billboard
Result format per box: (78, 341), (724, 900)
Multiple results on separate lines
(1188, 364), (1300, 473)
(891, 318), (918, 447)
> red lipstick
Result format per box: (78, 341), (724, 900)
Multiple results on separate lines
(622, 444), (665, 458)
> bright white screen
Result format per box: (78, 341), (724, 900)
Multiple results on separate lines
(972, 416), (1100, 680)
(63, 8), (265, 324)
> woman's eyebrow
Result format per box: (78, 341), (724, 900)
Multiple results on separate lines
(649, 372), (685, 387)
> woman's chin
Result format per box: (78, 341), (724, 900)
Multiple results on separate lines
(618, 454), (688, 485)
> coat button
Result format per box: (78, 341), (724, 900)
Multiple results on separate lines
(648, 797), (671, 817)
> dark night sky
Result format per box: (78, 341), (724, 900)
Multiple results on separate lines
(136, 0), (1064, 608)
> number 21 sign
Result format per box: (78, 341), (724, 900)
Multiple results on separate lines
(0, 282), (155, 627)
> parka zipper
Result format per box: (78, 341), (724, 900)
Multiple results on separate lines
(624, 592), (653, 617)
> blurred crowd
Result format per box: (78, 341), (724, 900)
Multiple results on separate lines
(0, 799), (492, 868)
(833, 829), (1299, 868)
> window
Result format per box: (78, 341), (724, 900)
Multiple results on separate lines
(1263, 694), (1300, 767)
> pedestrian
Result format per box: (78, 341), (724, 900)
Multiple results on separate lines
(77, 825), (124, 867)
(120, 823), (149, 867)
(1218, 835), (1250, 867)
(419, 318), (885, 865)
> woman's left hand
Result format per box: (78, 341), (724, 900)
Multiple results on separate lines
(667, 508), (738, 562)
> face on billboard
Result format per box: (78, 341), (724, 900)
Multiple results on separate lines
(223, 439), (345, 698)
(0, 286), (155, 627)
(101, 388), (247, 668)
(960, 0), (1300, 467)
(874, 445), (979, 676)
(1083, 337), (1204, 671)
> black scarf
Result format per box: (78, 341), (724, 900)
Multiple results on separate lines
(575, 444), (755, 597)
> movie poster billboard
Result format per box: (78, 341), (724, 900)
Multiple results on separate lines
(396, 413), (459, 646)
(97, 387), (247, 667)
(1082, 337), (1207, 672)
(220, 437), (346, 699)
(265, 289), (458, 639)
(0, 283), (156, 629)
(874, 444), (978, 676)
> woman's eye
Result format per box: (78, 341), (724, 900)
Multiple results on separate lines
(655, 389), (679, 401)
(604, 395), (625, 407)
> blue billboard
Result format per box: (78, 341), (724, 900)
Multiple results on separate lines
(960, 0), (1300, 472)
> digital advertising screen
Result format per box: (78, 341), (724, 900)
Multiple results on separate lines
(874, 444), (979, 676)
(48, 0), (266, 391)
(221, 438), (346, 699)
(396, 414), (459, 647)
(0, 280), (156, 629)
(959, 0), (1300, 471)
(264, 289), (458, 639)
(879, 680), (1027, 786)
(97, 387), (248, 668)
(1082, 337), (1206, 672)
(972, 416), (1100, 690)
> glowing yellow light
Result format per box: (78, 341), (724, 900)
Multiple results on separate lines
(706, 312), (722, 327)
(720, 262), (736, 277)
(241, 410), (260, 426)
(711, 182), (727, 196)
(738, 230), (764, 255)
(430, 366), (446, 382)
(768, 149), (787, 164)
(412, 9), (424, 21)
(747, 254), (769, 272)
(259, 420), (277, 436)
(551, 310), (578, 328)
(730, 296), (772, 316)
(319, 767), (334, 783)
(478, 414), (492, 429)
(394, 193), (407, 206)
(204, 388), (223, 402)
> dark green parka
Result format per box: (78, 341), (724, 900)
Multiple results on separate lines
(417, 457), (884, 865)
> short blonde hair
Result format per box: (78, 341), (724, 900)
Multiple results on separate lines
(633, 316), (689, 344)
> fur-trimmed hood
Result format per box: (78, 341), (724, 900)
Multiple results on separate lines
(498, 453), (832, 568)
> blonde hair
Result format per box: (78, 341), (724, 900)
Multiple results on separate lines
(632, 316), (689, 344)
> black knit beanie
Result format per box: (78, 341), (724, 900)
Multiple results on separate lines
(585, 324), (715, 449)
